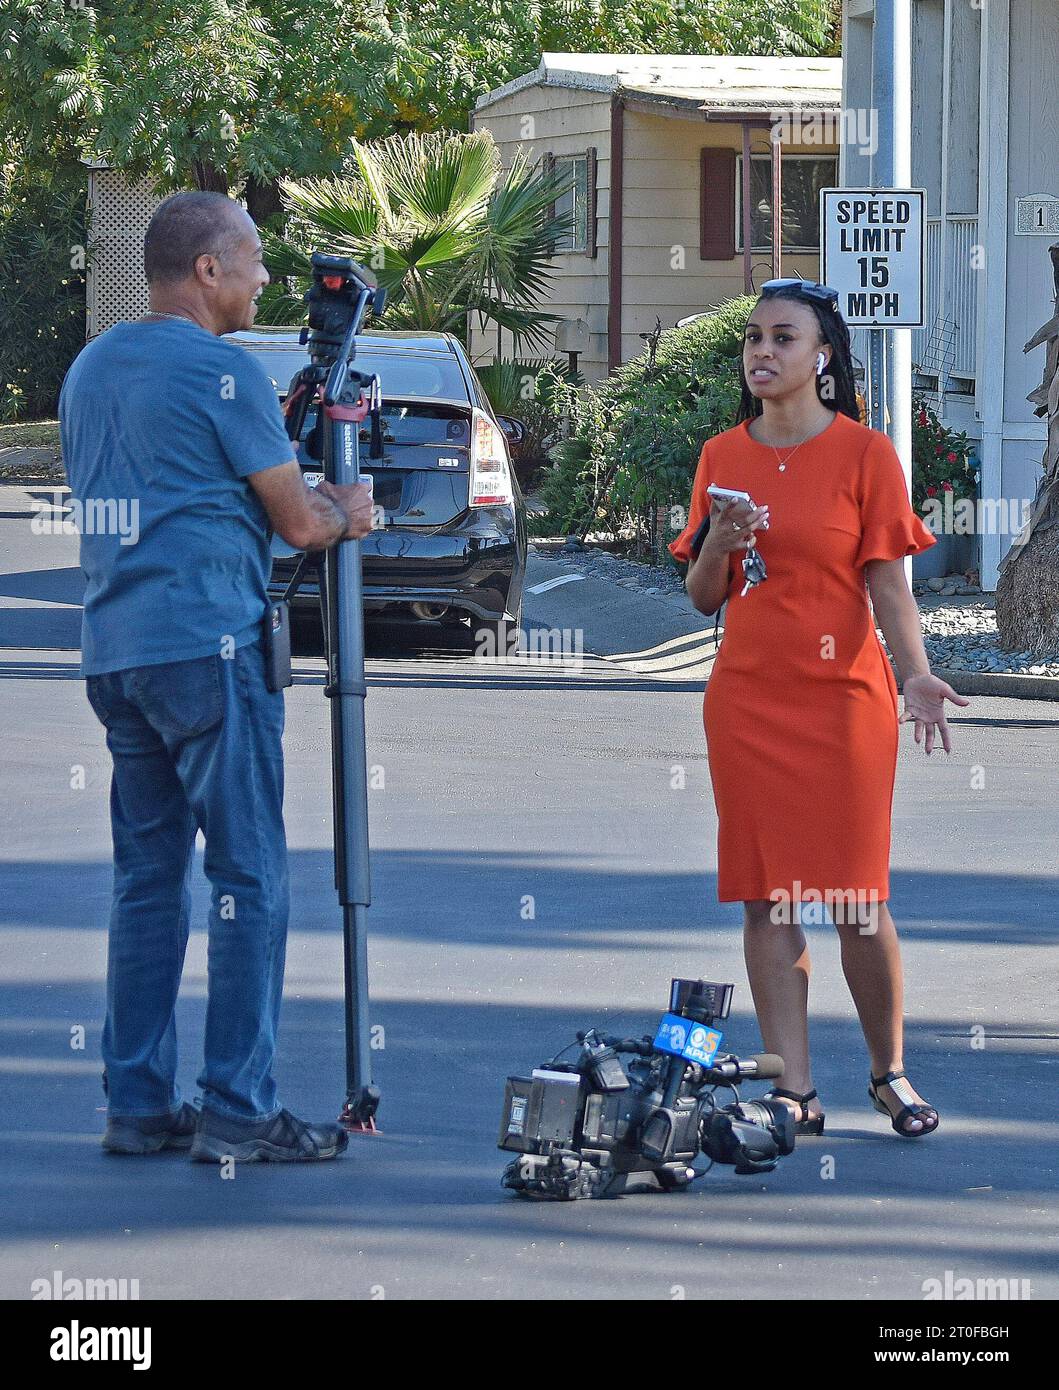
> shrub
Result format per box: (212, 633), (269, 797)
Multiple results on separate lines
(0, 161), (88, 422)
(473, 358), (577, 490)
(535, 296), (755, 547)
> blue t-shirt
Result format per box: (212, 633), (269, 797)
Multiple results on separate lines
(59, 318), (294, 675)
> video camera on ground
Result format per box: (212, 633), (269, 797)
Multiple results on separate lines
(498, 979), (795, 1199)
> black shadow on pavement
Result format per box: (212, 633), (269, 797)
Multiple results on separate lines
(0, 987), (1054, 1299)
(2, 850), (1056, 949)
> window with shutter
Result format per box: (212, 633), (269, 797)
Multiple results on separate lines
(700, 148), (737, 260)
(586, 146), (598, 259)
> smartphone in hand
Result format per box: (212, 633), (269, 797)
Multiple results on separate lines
(707, 483), (769, 528)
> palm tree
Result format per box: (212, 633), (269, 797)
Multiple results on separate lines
(259, 130), (571, 353)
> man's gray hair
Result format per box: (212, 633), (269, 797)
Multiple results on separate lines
(143, 192), (248, 284)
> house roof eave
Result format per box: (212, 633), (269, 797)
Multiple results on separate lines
(474, 59), (619, 114)
(474, 53), (842, 118)
(699, 102), (843, 124)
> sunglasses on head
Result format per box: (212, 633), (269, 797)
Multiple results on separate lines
(760, 279), (840, 309)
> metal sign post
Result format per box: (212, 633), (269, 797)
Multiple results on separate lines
(867, 328), (887, 433)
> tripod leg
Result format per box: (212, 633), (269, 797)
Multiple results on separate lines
(323, 410), (378, 1133)
(341, 902), (379, 1131)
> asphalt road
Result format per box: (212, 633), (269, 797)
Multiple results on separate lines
(1, 511), (1057, 1301)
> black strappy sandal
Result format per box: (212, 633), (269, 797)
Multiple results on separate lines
(764, 1087), (825, 1136)
(868, 1070), (939, 1138)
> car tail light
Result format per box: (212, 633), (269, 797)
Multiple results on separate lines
(470, 410), (514, 507)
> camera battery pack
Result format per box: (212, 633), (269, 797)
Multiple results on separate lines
(498, 1071), (581, 1153)
(263, 600), (293, 692)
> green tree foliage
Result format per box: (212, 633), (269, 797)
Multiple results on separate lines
(0, 1), (398, 217)
(1, 1), (834, 217)
(1, 2), (274, 187)
(377, 0), (834, 132)
(0, 156), (87, 420)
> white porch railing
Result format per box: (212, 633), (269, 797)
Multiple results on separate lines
(850, 218), (980, 384)
(911, 215), (979, 380)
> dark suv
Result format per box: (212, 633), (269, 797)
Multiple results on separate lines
(228, 327), (528, 647)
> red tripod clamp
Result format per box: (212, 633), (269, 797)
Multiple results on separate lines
(324, 398), (372, 423)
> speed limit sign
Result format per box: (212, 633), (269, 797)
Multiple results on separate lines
(820, 188), (925, 327)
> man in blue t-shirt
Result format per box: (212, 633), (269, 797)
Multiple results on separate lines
(60, 191), (373, 1162)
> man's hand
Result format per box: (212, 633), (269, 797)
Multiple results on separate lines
(315, 479), (374, 540)
(249, 461), (373, 550)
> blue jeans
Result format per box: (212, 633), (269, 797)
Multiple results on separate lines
(85, 639), (289, 1123)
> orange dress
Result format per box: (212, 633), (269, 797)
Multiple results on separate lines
(669, 412), (936, 905)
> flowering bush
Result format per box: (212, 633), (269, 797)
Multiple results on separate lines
(911, 398), (977, 513)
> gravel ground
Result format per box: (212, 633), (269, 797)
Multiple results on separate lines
(916, 596), (1059, 676)
(0, 445), (65, 483)
(533, 541), (1059, 678)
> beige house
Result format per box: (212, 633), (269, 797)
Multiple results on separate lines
(470, 53), (842, 381)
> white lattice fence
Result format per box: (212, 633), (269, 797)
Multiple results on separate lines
(85, 168), (164, 338)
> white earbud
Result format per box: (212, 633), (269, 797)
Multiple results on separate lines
(816, 352), (827, 376)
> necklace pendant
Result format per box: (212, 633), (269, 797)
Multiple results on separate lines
(778, 463), (786, 472)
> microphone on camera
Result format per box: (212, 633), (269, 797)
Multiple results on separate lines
(706, 1053), (784, 1082)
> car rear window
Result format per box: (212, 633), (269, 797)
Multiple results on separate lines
(353, 353), (469, 402)
(240, 344), (470, 403)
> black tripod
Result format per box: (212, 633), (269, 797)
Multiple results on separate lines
(281, 254), (386, 1133)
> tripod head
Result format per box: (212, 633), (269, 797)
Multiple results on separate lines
(295, 253), (387, 409)
(283, 253), (386, 461)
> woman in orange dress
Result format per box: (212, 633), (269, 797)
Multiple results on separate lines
(669, 281), (969, 1139)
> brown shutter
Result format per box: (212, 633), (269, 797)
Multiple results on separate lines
(586, 146), (598, 258)
(700, 147), (737, 260)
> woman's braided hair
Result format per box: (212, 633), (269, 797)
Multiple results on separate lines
(735, 290), (861, 425)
